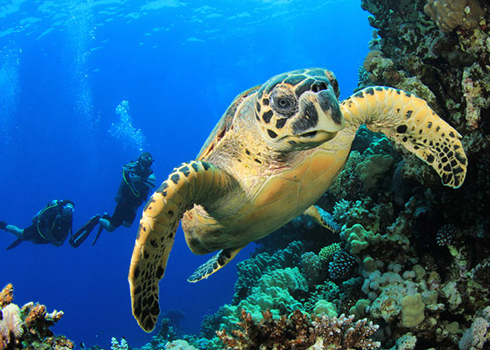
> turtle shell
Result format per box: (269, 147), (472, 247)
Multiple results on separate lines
(197, 85), (260, 160)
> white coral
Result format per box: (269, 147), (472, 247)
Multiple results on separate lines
(0, 303), (24, 345)
(165, 340), (198, 349)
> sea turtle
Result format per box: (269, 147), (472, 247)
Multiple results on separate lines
(129, 68), (467, 332)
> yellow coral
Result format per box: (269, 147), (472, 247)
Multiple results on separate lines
(0, 284), (13, 308)
(401, 293), (425, 328)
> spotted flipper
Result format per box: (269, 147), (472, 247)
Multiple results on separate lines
(187, 247), (243, 283)
(341, 87), (467, 188)
(128, 161), (233, 332)
(303, 205), (340, 233)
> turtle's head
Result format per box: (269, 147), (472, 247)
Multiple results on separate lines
(255, 68), (345, 151)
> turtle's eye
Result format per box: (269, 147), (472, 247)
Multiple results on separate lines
(271, 93), (297, 117)
(276, 97), (291, 109)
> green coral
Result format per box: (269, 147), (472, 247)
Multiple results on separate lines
(312, 300), (338, 318)
(349, 299), (371, 319)
(221, 267), (308, 327)
(318, 243), (342, 262)
(340, 224), (382, 255)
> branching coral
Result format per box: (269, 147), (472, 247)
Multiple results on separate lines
(462, 62), (490, 129)
(217, 309), (380, 350)
(458, 307), (490, 350)
(311, 314), (380, 350)
(22, 302), (64, 339)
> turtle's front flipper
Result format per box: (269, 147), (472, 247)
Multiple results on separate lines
(128, 161), (232, 332)
(341, 87), (467, 188)
(187, 247), (243, 283)
(303, 205), (340, 233)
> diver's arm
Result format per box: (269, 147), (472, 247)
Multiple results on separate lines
(123, 167), (140, 195)
(128, 170), (155, 188)
(142, 173), (157, 188)
(122, 161), (138, 173)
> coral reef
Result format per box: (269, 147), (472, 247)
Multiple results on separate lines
(111, 337), (129, 350)
(0, 284), (73, 350)
(217, 309), (380, 350)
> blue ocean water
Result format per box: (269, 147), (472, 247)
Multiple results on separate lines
(0, 0), (371, 347)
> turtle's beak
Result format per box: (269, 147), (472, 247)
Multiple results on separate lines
(292, 89), (345, 141)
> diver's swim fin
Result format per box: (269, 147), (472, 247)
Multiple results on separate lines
(70, 215), (100, 248)
(6, 238), (24, 250)
(92, 224), (105, 246)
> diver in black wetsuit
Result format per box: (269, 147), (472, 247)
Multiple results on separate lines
(0, 199), (75, 250)
(71, 152), (156, 247)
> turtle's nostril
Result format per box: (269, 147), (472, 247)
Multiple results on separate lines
(312, 82), (328, 93)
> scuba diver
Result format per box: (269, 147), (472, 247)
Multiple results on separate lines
(0, 199), (75, 250)
(71, 151), (156, 247)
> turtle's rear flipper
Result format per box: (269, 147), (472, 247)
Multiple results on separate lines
(129, 161), (234, 332)
(70, 215), (100, 248)
(188, 247), (243, 283)
(341, 87), (467, 188)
